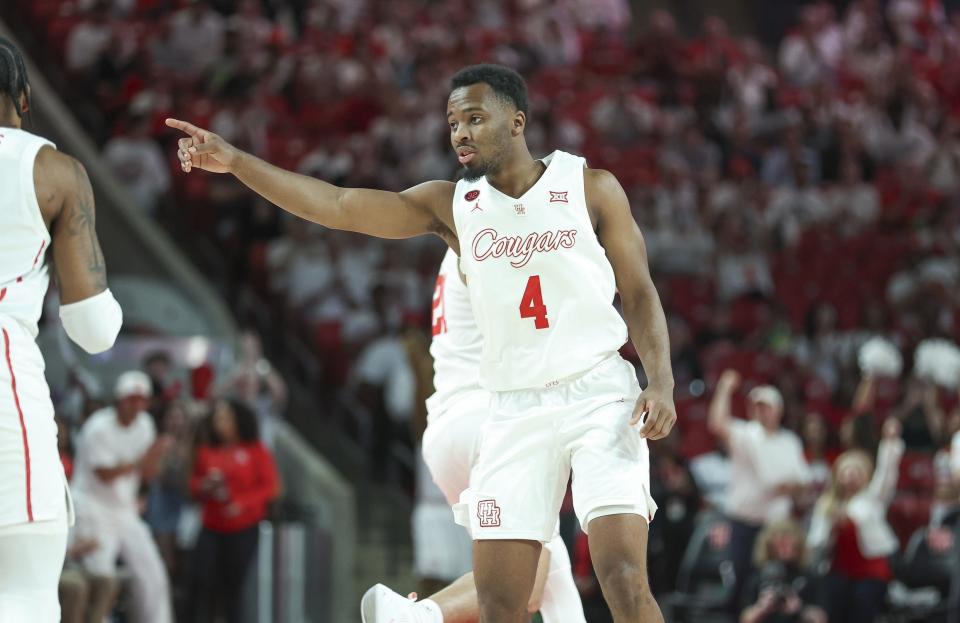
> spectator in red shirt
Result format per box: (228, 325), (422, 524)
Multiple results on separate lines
(186, 398), (280, 623)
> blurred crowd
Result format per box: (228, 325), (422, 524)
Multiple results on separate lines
(52, 329), (284, 622)
(9, 0), (960, 620)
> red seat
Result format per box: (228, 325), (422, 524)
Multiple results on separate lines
(888, 494), (932, 550)
(899, 453), (936, 495)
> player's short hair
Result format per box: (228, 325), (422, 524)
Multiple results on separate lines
(0, 37), (29, 118)
(451, 64), (528, 116)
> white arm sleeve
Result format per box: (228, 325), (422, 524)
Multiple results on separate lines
(59, 288), (123, 354)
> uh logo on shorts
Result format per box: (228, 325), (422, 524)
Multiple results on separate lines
(477, 499), (502, 527)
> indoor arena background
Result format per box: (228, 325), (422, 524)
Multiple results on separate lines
(3, 0), (960, 621)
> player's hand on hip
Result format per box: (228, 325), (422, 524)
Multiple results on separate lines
(166, 118), (237, 174)
(632, 386), (677, 440)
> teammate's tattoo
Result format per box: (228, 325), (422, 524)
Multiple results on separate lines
(67, 158), (107, 289)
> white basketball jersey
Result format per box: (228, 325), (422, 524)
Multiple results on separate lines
(0, 128), (64, 528)
(425, 248), (484, 416)
(0, 128), (54, 338)
(452, 150), (628, 391)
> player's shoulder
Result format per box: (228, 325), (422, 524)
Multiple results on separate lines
(582, 167), (629, 220)
(582, 167), (623, 194)
(35, 145), (83, 179)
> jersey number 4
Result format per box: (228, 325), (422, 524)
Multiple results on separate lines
(519, 275), (549, 329)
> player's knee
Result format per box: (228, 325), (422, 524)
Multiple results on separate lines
(595, 561), (653, 612)
(479, 586), (531, 621)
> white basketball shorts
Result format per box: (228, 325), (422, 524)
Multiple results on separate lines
(421, 388), (491, 505)
(414, 389), (489, 580)
(0, 495), (69, 623)
(454, 355), (657, 542)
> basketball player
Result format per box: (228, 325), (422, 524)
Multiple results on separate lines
(361, 248), (587, 623)
(169, 63), (676, 622)
(0, 38), (123, 622)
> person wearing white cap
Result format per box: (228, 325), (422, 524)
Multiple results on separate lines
(71, 371), (175, 623)
(708, 369), (812, 613)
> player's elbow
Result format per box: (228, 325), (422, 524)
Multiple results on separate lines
(60, 289), (123, 353)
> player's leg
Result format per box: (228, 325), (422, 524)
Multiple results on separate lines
(371, 536), (562, 622)
(473, 539), (542, 622)
(587, 514), (662, 622)
(0, 523), (68, 623)
(565, 356), (661, 622)
(116, 513), (173, 623)
(538, 532), (587, 623)
(457, 391), (569, 623)
(363, 395), (484, 623)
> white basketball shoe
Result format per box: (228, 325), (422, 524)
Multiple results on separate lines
(360, 584), (440, 623)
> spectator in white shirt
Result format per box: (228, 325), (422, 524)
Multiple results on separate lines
(765, 161), (830, 248)
(71, 372), (175, 623)
(167, 0), (226, 79)
(103, 113), (170, 216)
(65, 1), (113, 74)
(709, 370), (813, 613)
(827, 160), (879, 235)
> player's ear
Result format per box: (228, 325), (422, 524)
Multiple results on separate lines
(19, 87), (29, 115)
(512, 110), (526, 136)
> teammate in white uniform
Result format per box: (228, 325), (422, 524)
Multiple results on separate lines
(0, 38), (123, 622)
(169, 62), (676, 623)
(361, 249), (586, 622)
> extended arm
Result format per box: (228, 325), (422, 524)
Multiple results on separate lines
(588, 168), (675, 440)
(708, 370), (740, 445)
(867, 418), (905, 506)
(167, 119), (458, 247)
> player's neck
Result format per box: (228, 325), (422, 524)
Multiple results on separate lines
(485, 146), (545, 199)
(0, 104), (20, 129)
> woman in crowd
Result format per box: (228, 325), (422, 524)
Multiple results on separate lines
(187, 398), (280, 623)
(740, 519), (826, 623)
(807, 417), (904, 623)
(146, 400), (192, 577)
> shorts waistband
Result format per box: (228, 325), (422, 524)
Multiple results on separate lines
(538, 352), (622, 391)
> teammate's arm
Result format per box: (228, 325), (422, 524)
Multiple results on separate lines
(166, 119), (457, 245)
(586, 168), (676, 441)
(35, 148), (122, 353)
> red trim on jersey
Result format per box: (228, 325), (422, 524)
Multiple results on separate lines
(3, 328), (34, 522)
(31, 240), (46, 267)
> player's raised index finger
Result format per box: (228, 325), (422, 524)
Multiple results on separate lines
(165, 118), (203, 137)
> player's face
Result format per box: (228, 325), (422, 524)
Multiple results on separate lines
(447, 83), (515, 181)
